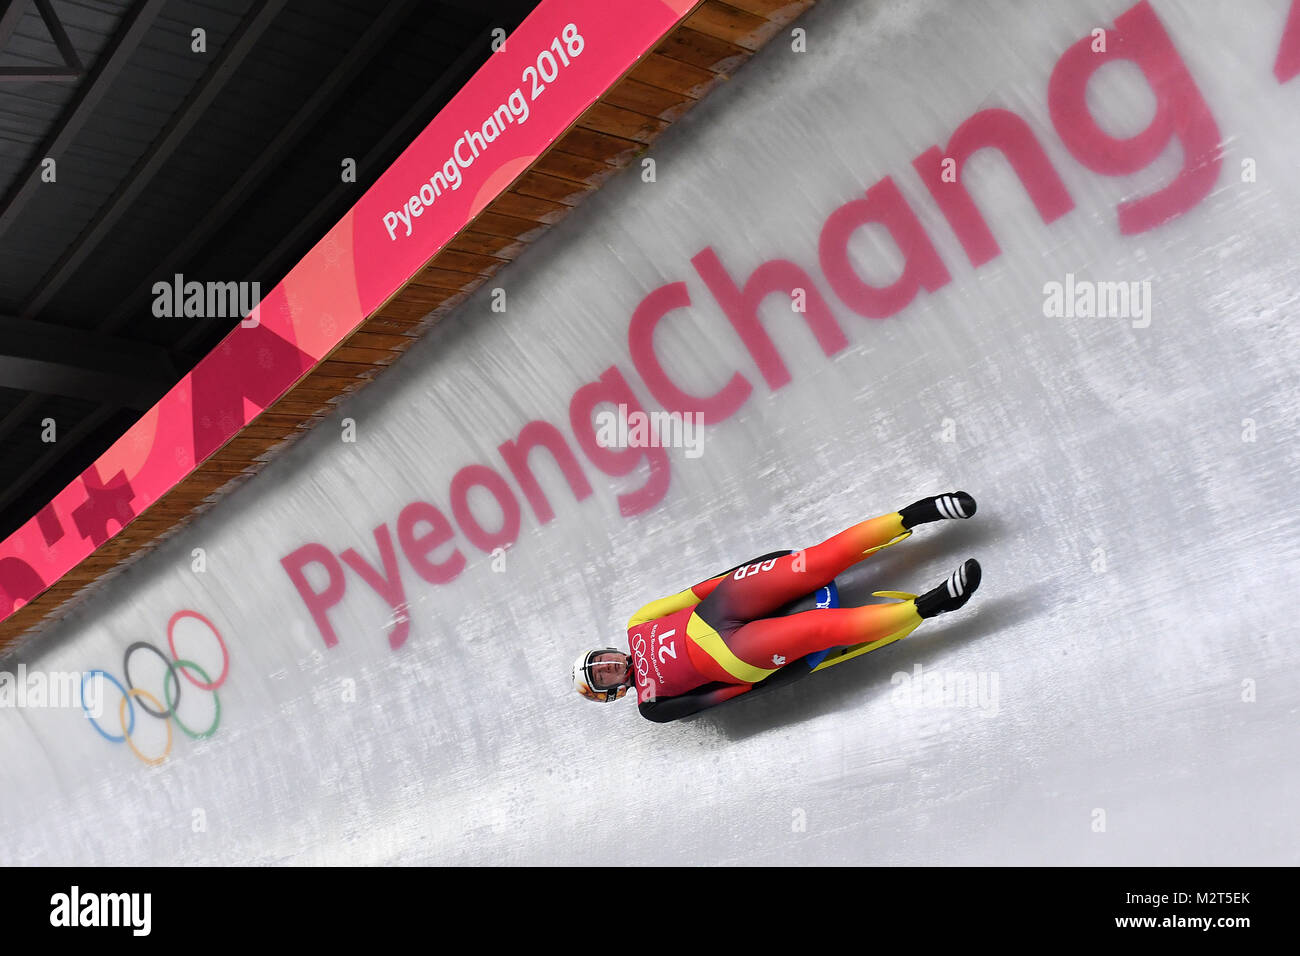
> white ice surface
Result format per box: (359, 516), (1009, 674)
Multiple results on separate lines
(2, 0), (1298, 865)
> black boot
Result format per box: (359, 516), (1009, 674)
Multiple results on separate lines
(915, 558), (982, 618)
(899, 491), (976, 529)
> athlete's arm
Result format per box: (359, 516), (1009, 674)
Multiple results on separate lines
(637, 651), (818, 723)
(627, 550), (792, 628)
(637, 682), (755, 723)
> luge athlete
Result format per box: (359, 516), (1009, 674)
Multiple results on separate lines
(571, 492), (982, 722)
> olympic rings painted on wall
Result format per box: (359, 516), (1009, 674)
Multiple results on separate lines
(121, 688), (171, 767)
(82, 670), (133, 743)
(168, 609), (228, 690)
(123, 642), (181, 718)
(81, 609), (230, 766)
(164, 660), (221, 740)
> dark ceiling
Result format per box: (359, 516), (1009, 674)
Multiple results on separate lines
(0, 0), (541, 541)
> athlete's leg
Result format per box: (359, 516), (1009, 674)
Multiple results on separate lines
(696, 514), (907, 631)
(697, 492), (976, 633)
(731, 604), (922, 672)
(692, 559), (981, 684)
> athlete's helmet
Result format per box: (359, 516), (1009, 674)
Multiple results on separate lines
(572, 648), (632, 703)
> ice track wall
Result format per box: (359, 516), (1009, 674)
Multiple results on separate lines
(3, 0), (1299, 865)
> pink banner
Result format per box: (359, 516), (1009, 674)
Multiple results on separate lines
(0, 0), (697, 625)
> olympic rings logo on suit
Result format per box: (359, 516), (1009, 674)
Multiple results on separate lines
(631, 632), (652, 687)
(80, 609), (230, 767)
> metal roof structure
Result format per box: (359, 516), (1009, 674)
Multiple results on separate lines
(0, 0), (542, 541)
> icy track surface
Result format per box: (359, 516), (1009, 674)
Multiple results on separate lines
(2, 0), (1299, 865)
